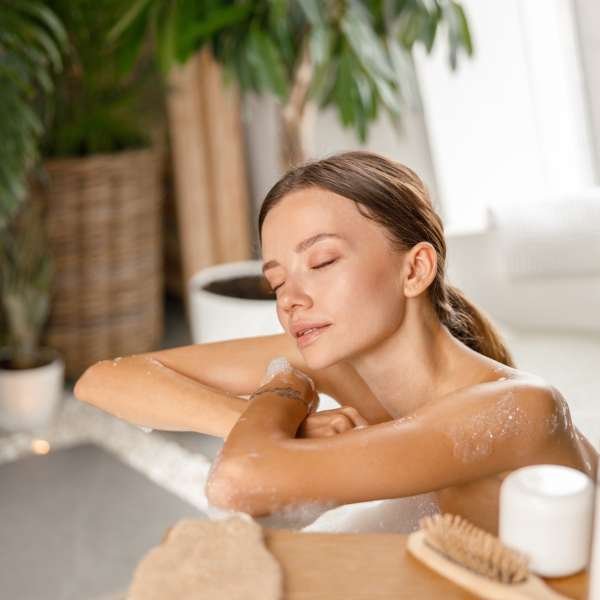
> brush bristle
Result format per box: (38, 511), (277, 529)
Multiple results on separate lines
(418, 513), (530, 584)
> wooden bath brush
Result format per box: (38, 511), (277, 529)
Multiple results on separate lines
(407, 513), (573, 599)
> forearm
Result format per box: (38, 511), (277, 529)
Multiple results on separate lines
(218, 391), (309, 459)
(205, 388), (312, 513)
(73, 354), (247, 438)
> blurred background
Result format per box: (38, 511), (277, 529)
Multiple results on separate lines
(1, 1), (599, 598)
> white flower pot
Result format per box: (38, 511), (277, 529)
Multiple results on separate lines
(188, 260), (283, 343)
(188, 260), (338, 410)
(0, 347), (65, 432)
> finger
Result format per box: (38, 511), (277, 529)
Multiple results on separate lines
(304, 413), (332, 426)
(339, 406), (369, 427)
(304, 424), (340, 439)
(331, 416), (354, 433)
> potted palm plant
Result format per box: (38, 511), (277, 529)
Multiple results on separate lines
(112, 1), (474, 408)
(0, 1), (66, 432)
(29, 0), (168, 380)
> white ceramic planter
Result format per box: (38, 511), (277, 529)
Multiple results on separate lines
(188, 260), (338, 410)
(188, 260), (283, 343)
(0, 347), (65, 432)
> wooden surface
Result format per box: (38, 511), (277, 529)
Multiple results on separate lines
(153, 521), (588, 599)
(263, 528), (588, 599)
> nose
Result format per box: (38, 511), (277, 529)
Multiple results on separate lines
(278, 280), (313, 314)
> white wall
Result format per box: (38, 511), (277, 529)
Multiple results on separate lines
(413, 0), (596, 233)
(573, 0), (600, 179)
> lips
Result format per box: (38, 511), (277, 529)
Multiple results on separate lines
(297, 324), (329, 338)
(296, 324), (331, 348)
(291, 321), (332, 338)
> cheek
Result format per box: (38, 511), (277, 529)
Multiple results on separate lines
(347, 256), (399, 299)
(329, 260), (404, 330)
(348, 265), (404, 326)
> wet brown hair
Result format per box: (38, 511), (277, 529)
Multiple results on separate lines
(257, 150), (515, 368)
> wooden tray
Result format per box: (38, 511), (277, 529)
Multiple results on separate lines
(262, 528), (588, 599)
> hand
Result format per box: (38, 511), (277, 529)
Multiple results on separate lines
(297, 405), (369, 438)
(252, 356), (319, 413)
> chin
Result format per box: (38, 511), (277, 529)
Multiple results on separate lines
(300, 344), (348, 372)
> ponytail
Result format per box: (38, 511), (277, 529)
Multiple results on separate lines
(436, 283), (516, 368)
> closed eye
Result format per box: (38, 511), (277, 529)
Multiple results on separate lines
(271, 259), (337, 293)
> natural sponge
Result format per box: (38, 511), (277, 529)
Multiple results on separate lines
(127, 515), (283, 599)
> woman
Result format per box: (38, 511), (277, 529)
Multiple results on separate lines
(74, 151), (597, 536)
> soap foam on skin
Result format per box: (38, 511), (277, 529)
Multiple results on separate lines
(436, 389), (531, 463)
(205, 453), (338, 529)
(436, 384), (574, 464)
(546, 386), (573, 440)
(260, 356), (316, 393)
(253, 498), (340, 529)
(203, 495), (338, 529)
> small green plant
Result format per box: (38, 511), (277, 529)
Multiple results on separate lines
(0, 196), (54, 368)
(110, 0), (474, 168)
(0, 1), (65, 366)
(0, 1), (66, 228)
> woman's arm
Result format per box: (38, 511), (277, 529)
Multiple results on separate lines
(74, 354), (248, 437)
(206, 376), (560, 516)
(73, 332), (318, 437)
(74, 332), (391, 438)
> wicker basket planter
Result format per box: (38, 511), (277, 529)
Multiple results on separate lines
(31, 147), (164, 380)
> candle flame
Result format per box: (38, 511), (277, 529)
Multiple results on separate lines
(31, 439), (50, 454)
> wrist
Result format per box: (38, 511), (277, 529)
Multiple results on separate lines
(249, 385), (317, 413)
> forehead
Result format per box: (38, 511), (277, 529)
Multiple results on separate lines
(261, 188), (367, 252)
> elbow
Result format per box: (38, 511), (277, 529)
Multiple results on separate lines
(205, 474), (240, 512)
(73, 364), (96, 403)
(204, 457), (270, 517)
(73, 360), (110, 404)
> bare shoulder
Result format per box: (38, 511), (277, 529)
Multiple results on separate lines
(413, 368), (563, 457)
(471, 369), (559, 418)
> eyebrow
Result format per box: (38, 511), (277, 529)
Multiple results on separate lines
(262, 232), (345, 274)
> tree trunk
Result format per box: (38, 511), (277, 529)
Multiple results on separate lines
(279, 38), (315, 172)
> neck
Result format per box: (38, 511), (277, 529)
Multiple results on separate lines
(346, 297), (482, 418)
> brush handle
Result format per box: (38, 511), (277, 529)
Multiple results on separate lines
(519, 577), (574, 600)
(406, 530), (573, 600)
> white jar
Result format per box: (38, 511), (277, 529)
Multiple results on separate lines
(499, 464), (594, 577)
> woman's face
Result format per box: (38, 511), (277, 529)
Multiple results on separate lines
(260, 187), (409, 370)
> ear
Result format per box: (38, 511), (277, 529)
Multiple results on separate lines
(403, 242), (437, 297)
